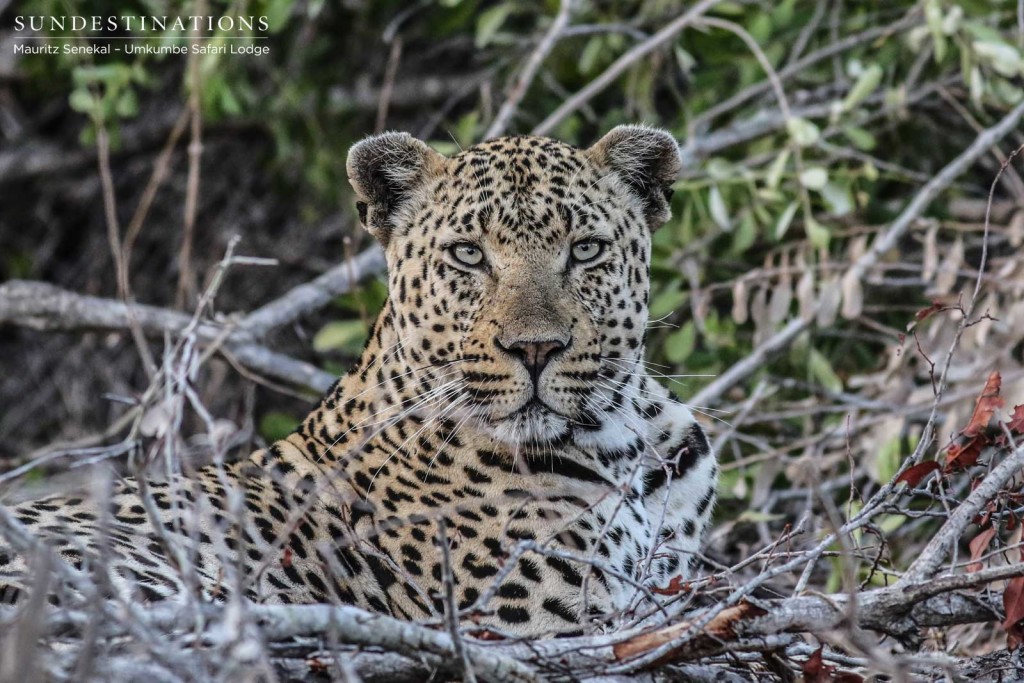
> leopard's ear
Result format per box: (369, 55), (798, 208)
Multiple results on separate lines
(586, 125), (681, 231)
(346, 132), (444, 246)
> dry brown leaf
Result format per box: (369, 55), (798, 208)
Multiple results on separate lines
(963, 371), (1004, 438)
(1008, 209), (1024, 248)
(894, 460), (940, 488)
(797, 267), (816, 319)
(801, 647), (835, 683)
(652, 575), (688, 596)
(1007, 404), (1024, 435)
(732, 279), (749, 324)
(932, 235), (963, 295)
(816, 276), (841, 327)
(922, 223), (939, 282)
(1003, 574), (1024, 649)
(840, 268), (863, 320)
(769, 277), (793, 323)
(967, 526), (996, 572)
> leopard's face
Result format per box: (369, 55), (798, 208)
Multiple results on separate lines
(348, 127), (681, 448)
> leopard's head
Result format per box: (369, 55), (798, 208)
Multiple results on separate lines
(347, 126), (681, 447)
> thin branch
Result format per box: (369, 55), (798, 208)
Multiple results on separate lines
(486, 0), (573, 139)
(532, 0), (723, 136)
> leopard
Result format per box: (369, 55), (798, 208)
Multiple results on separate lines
(0, 125), (718, 637)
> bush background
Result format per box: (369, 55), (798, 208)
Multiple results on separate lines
(2, 0), (1024, 660)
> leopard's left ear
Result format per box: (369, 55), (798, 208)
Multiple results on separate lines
(586, 125), (681, 231)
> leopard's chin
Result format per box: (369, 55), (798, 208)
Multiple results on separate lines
(482, 401), (571, 447)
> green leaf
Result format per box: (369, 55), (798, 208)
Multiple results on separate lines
(69, 88), (97, 115)
(736, 510), (785, 523)
(665, 321), (696, 364)
(476, 3), (513, 48)
(649, 284), (687, 321)
(731, 211), (757, 253)
(872, 437), (902, 484)
(808, 347), (843, 393)
(805, 215), (830, 249)
(786, 117), (820, 147)
(580, 37), (605, 74)
(841, 64), (883, 112)
(313, 320), (367, 353)
(973, 40), (1024, 77)
(774, 201), (799, 240)
(259, 411), (299, 442)
(821, 181), (853, 216)
(842, 126), (875, 151)
(799, 167), (828, 190)
(765, 149), (789, 189)
(925, 0), (947, 62)
(708, 186), (731, 230)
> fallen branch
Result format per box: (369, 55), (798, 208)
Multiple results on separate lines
(241, 245), (385, 339)
(0, 280), (334, 393)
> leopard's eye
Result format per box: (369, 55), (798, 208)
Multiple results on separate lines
(449, 243), (485, 267)
(571, 240), (605, 263)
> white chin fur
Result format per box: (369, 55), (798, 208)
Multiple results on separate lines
(488, 410), (569, 446)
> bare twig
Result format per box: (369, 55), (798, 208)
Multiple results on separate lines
(486, 0), (573, 139)
(532, 0), (723, 136)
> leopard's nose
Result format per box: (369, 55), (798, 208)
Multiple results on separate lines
(495, 338), (568, 384)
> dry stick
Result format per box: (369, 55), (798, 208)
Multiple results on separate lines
(902, 444), (1024, 583)
(531, 0), (723, 136)
(0, 280), (335, 393)
(93, 107), (158, 379)
(375, 37), (403, 133)
(690, 97), (1024, 409)
(485, 0), (573, 139)
(437, 520), (479, 683)
(241, 245), (386, 338)
(245, 604), (541, 683)
(122, 109), (191, 269)
(176, 41), (204, 309)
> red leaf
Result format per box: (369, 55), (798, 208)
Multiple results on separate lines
(943, 372), (1005, 473)
(967, 527), (996, 573)
(282, 547), (293, 568)
(1008, 404), (1024, 435)
(1003, 575), (1024, 649)
(963, 371), (1004, 438)
(801, 647), (836, 683)
(652, 575), (689, 596)
(468, 629), (506, 641)
(911, 301), (944, 326)
(944, 436), (987, 473)
(895, 461), (940, 487)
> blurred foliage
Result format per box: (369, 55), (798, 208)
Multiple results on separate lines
(11, 0), (1024, 590)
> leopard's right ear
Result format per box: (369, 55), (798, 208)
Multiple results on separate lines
(346, 132), (445, 246)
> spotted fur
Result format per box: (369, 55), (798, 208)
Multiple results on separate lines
(0, 126), (718, 636)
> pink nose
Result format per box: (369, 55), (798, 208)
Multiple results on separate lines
(496, 338), (567, 383)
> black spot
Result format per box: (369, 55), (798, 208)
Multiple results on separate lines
(542, 597), (580, 623)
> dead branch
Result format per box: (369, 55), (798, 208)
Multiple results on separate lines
(242, 245), (385, 339)
(0, 280), (334, 393)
